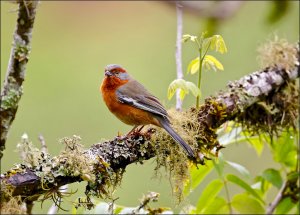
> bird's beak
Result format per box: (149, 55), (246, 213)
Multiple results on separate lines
(105, 70), (113, 77)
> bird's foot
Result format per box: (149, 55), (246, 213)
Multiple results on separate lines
(126, 125), (145, 136)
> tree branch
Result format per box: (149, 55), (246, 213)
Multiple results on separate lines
(1, 53), (299, 205)
(266, 181), (288, 215)
(175, 1), (183, 111)
(0, 0), (39, 160)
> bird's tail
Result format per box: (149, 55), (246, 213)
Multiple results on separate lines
(159, 118), (195, 158)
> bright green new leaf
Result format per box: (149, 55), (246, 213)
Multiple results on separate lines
(203, 55), (224, 71)
(275, 197), (296, 214)
(183, 162), (213, 196)
(185, 81), (201, 98)
(201, 197), (229, 214)
(182, 34), (191, 42)
(231, 193), (264, 214)
(196, 179), (224, 213)
(114, 206), (124, 214)
(187, 57), (200, 74)
(226, 161), (250, 178)
(179, 88), (186, 100)
(262, 168), (282, 189)
(167, 79), (200, 101)
(182, 34), (197, 43)
(167, 79), (188, 100)
(207, 35), (228, 54)
(226, 174), (264, 204)
(254, 176), (272, 194)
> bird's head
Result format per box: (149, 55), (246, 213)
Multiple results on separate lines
(104, 64), (130, 81)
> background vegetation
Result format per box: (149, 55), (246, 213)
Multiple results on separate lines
(1, 1), (299, 214)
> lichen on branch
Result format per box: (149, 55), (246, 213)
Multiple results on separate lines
(0, 0), (39, 160)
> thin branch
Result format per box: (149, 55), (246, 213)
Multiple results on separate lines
(266, 181), (288, 215)
(38, 134), (48, 154)
(175, 1), (183, 111)
(0, 0), (39, 160)
(1, 59), (299, 203)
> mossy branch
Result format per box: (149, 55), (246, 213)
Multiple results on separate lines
(1, 45), (299, 207)
(0, 0), (39, 160)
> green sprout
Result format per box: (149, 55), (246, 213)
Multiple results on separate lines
(168, 32), (228, 108)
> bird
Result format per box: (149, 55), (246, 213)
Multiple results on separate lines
(100, 64), (195, 159)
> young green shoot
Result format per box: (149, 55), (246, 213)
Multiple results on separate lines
(168, 33), (227, 108)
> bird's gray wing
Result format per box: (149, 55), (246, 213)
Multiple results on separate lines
(116, 79), (168, 118)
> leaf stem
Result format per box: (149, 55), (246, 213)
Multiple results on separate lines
(196, 37), (203, 108)
(223, 179), (233, 214)
(196, 53), (202, 108)
(201, 41), (212, 61)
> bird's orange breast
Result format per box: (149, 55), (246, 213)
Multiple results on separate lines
(100, 77), (160, 127)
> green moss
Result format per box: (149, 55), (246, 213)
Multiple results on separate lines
(150, 108), (220, 202)
(257, 36), (298, 71)
(0, 195), (25, 214)
(236, 81), (299, 136)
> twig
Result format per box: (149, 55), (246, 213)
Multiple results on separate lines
(0, 0), (39, 160)
(266, 181), (288, 215)
(175, 1), (183, 111)
(38, 134), (48, 154)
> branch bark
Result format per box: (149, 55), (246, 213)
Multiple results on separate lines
(1, 57), (299, 204)
(0, 0), (39, 160)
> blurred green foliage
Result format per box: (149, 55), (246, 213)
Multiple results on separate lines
(1, 1), (299, 214)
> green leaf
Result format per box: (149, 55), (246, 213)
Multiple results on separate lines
(196, 179), (224, 213)
(167, 79), (200, 101)
(203, 55), (224, 71)
(262, 168), (282, 189)
(231, 193), (264, 214)
(202, 197), (229, 214)
(226, 161), (250, 178)
(254, 176), (272, 194)
(272, 131), (297, 167)
(182, 34), (197, 43)
(287, 171), (298, 181)
(206, 35), (228, 54)
(114, 205), (124, 214)
(185, 81), (201, 98)
(187, 57), (200, 74)
(226, 174), (264, 204)
(167, 79), (188, 100)
(183, 162), (213, 196)
(275, 197), (296, 214)
(179, 88), (186, 100)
